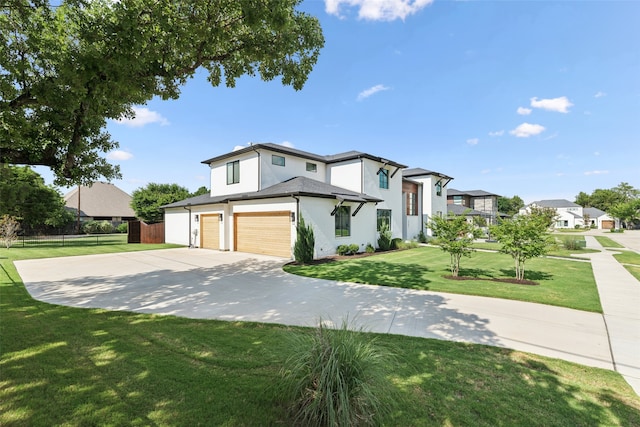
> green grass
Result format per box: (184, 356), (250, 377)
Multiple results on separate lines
(595, 236), (625, 248)
(286, 246), (602, 312)
(610, 250), (640, 282)
(2, 246), (639, 425)
(472, 240), (599, 259)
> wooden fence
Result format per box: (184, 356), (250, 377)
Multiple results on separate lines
(127, 221), (165, 244)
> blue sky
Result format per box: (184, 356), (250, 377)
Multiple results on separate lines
(40, 0), (639, 204)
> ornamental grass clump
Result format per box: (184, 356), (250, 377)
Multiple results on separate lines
(279, 320), (394, 426)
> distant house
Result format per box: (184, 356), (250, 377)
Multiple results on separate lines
(518, 199), (615, 229)
(446, 188), (501, 224)
(583, 207), (616, 229)
(64, 182), (137, 226)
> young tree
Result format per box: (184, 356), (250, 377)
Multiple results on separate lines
(0, 215), (21, 249)
(1, 0), (324, 185)
(490, 215), (550, 281)
(131, 183), (190, 224)
(608, 200), (640, 229)
(429, 213), (481, 277)
(293, 215), (315, 264)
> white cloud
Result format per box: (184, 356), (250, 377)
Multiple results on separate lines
(357, 84), (390, 101)
(107, 150), (133, 161)
(279, 141), (295, 148)
(466, 138), (479, 145)
(530, 96), (573, 113)
(116, 107), (169, 127)
(509, 123), (546, 138)
(594, 91), (607, 98)
(325, 0), (433, 21)
(488, 130), (504, 137)
(584, 170), (609, 176)
(517, 107), (532, 115)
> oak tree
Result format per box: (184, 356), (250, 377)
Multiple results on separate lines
(1, 0), (324, 185)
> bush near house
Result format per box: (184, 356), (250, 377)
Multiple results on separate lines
(82, 220), (114, 234)
(337, 244), (360, 256)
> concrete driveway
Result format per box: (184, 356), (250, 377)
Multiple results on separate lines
(15, 248), (613, 373)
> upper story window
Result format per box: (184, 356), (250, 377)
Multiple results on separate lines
(407, 193), (417, 216)
(335, 206), (351, 237)
(272, 155), (285, 167)
(379, 169), (389, 189)
(306, 162), (317, 173)
(226, 160), (240, 185)
(435, 181), (442, 196)
(453, 195), (463, 205)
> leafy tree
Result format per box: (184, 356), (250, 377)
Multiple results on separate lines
(529, 206), (558, 229)
(1, 0), (324, 185)
(293, 215), (314, 264)
(608, 200), (640, 229)
(131, 183), (190, 223)
(575, 191), (591, 207)
(490, 215), (550, 281)
(0, 165), (74, 233)
(612, 182), (639, 202)
(497, 195), (524, 216)
(0, 215), (21, 248)
(589, 188), (625, 212)
(191, 186), (210, 197)
(429, 212), (481, 277)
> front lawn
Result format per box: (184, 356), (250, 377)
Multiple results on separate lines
(285, 246), (602, 312)
(1, 246), (639, 426)
(611, 250), (640, 282)
(595, 236), (625, 248)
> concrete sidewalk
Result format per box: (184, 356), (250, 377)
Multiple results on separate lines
(584, 235), (640, 395)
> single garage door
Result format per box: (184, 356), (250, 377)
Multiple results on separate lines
(200, 214), (220, 249)
(602, 220), (614, 230)
(234, 211), (291, 258)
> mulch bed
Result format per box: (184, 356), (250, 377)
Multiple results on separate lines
(444, 275), (539, 286)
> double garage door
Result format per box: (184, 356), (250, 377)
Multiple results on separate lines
(200, 211), (292, 258)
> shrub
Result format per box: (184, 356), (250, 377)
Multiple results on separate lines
(396, 240), (419, 250)
(294, 215), (315, 264)
(391, 237), (403, 250)
(82, 220), (114, 234)
(116, 223), (128, 233)
(365, 243), (375, 253)
(337, 244), (359, 256)
(417, 229), (427, 243)
(561, 236), (585, 250)
(279, 320), (394, 426)
(377, 223), (392, 251)
(0, 215), (21, 249)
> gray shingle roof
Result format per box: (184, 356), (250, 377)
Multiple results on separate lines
(162, 177), (382, 209)
(583, 207), (606, 218)
(201, 143), (407, 168)
(447, 188), (499, 197)
(531, 199), (581, 208)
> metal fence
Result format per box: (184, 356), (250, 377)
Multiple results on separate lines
(16, 233), (128, 248)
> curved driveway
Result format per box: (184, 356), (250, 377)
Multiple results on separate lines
(16, 248), (614, 373)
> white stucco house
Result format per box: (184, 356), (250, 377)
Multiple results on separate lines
(519, 199), (616, 229)
(163, 143), (453, 258)
(402, 168), (453, 237)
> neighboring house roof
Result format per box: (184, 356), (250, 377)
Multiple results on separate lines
(530, 199), (581, 208)
(64, 182), (136, 218)
(583, 207), (607, 218)
(402, 167), (454, 180)
(162, 176), (382, 209)
(447, 205), (485, 216)
(200, 142), (407, 169)
(447, 188), (500, 197)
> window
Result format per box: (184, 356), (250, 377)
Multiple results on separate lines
(226, 160), (239, 184)
(379, 169), (389, 189)
(335, 206), (351, 237)
(453, 195), (463, 205)
(435, 181), (442, 196)
(306, 162), (317, 172)
(272, 155), (285, 166)
(407, 193), (417, 216)
(377, 209), (392, 231)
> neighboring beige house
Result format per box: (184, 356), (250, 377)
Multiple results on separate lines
(64, 182), (137, 226)
(446, 188), (501, 224)
(163, 143), (454, 258)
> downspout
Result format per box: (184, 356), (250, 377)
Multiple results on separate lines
(292, 195), (300, 259)
(249, 143), (261, 191)
(419, 181), (425, 236)
(184, 204), (192, 248)
(360, 157), (364, 194)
